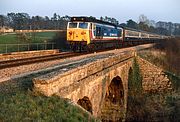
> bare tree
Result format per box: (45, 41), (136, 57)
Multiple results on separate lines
(139, 14), (149, 25)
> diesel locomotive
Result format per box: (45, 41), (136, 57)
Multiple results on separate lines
(67, 16), (167, 51)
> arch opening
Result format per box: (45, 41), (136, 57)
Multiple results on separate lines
(77, 96), (93, 114)
(101, 76), (124, 121)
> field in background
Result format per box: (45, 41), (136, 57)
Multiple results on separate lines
(0, 32), (57, 44)
(0, 32), (58, 53)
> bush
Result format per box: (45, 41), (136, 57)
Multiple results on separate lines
(154, 37), (180, 75)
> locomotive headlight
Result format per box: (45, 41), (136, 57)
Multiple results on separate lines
(69, 31), (72, 35)
(81, 31), (86, 35)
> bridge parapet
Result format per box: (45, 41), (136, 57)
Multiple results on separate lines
(33, 51), (135, 96)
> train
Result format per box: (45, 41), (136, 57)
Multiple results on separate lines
(67, 16), (167, 51)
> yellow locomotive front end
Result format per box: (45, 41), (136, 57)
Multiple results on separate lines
(67, 21), (91, 51)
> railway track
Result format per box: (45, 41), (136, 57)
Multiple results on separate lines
(0, 52), (83, 69)
(0, 46), (121, 69)
(0, 43), (154, 69)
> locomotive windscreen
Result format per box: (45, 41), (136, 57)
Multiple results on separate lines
(79, 23), (88, 29)
(69, 22), (78, 28)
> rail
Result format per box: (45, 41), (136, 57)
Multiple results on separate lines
(0, 44), (155, 69)
(0, 52), (84, 69)
(0, 52), (86, 69)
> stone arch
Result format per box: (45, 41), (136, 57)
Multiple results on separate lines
(101, 76), (124, 121)
(77, 96), (93, 114)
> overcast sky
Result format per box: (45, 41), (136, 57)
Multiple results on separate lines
(0, 0), (179, 23)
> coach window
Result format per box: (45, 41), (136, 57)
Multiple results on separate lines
(69, 22), (78, 28)
(79, 23), (88, 29)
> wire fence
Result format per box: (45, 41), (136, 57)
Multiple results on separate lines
(0, 43), (56, 54)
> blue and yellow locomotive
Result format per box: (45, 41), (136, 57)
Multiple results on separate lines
(67, 16), (167, 51)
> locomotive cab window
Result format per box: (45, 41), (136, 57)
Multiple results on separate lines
(79, 23), (88, 29)
(69, 22), (78, 28)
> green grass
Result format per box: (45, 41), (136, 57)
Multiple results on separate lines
(0, 91), (97, 122)
(28, 32), (57, 39)
(0, 75), (98, 121)
(0, 32), (58, 53)
(0, 34), (18, 44)
(0, 32), (57, 44)
(26, 32), (57, 43)
(126, 58), (147, 121)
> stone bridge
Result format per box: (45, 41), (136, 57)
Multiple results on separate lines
(34, 50), (135, 121)
(33, 44), (172, 121)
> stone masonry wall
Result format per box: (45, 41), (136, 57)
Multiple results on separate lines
(33, 52), (134, 118)
(33, 52), (134, 96)
(137, 56), (172, 92)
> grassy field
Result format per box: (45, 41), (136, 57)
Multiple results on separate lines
(0, 32), (58, 53)
(0, 34), (18, 44)
(0, 32), (57, 44)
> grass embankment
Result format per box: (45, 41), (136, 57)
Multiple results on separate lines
(126, 58), (180, 122)
(0, 79), (97, 121)
(0, 91), (96, 122)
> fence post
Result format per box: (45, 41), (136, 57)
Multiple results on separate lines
(44, 40), (47, 50)
(28, 44), (30, 51)
(45, 43), (47, 50)
(6, 44), (7, 53)
(18, 44), (20, 52)
(37, 43), (38, 50)
(52, 43), (54, 49)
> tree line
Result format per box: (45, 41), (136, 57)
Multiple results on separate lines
(100, 15), (180, 36)
(121, 19), (171, 36)
(0, 13), (70, 30)
(0, 13), (179, 36)
(120, 15), (180, 36)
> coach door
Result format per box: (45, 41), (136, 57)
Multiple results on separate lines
(96, 26), (103, 39)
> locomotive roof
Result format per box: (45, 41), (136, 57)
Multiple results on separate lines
(71, 16), (117, 27)
(70, 16), (167, 36)
(122, 26), (159, 35)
